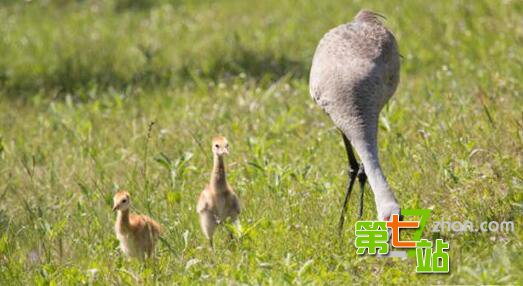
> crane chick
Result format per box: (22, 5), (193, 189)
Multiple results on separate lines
(197, 136), (240, 247)
(113, 191), (162, 259)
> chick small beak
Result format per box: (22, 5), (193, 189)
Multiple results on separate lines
(112, 205), (118, 212)
(223, 148), (229, 155)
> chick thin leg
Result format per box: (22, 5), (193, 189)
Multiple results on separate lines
(227, 216), (240, 240)
(199, 211), (217, 248)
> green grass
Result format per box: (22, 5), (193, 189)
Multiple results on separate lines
(0, 0), (522, 284)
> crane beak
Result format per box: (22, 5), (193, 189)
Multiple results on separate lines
(112, 204), (118, 212)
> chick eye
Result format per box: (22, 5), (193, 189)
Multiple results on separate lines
(122, 199), (127, 203)
(215, 144), (219, 148)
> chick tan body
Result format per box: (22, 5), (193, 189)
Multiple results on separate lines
(113, 191), (161, 259)
(197, 136), (240, 247)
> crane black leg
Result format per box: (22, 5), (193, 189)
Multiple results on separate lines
(338, 133), (360, 234)
(357, 163), (366, 219)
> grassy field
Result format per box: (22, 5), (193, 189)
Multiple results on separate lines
(0, 0), (522, 284)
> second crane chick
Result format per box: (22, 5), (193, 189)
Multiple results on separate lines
(197, 136), (240, 247)
(113, 191), (162, 259)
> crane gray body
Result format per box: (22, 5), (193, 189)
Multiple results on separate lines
(309, 10), (401, 225)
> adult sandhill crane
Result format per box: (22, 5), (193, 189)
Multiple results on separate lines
(309, 10), (401, 232)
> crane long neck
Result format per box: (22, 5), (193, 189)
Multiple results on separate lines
(352, 137), (398, 218)
(210, 154), (227, 189)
